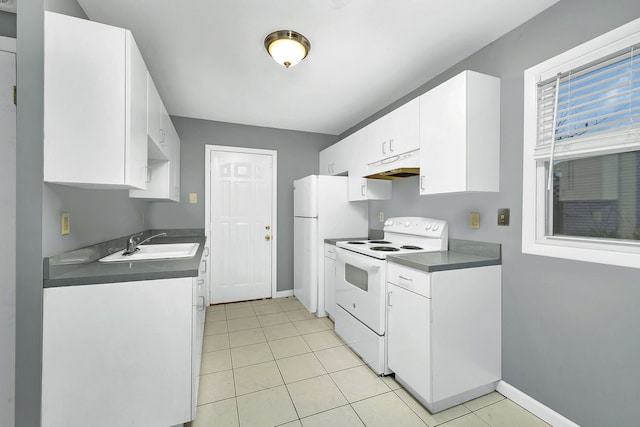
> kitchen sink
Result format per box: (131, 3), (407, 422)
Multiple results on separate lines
(99, 243), (200, 263)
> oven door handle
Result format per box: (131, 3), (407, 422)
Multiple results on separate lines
(336, 247), (384, 271)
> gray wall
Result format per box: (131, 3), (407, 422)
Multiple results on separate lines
(0, 41), (15, 427)
(147, 117), (336, 291)
(16, 0), (45, 425)
(43, 185), (149, 256)
(0, 11), (16, 38)
(360, 1), (640, 426)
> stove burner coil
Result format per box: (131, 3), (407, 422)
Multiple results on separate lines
(368, 240), (391, 244)
(370, 246), (400, 252)
(400, 245), (423, 250)
(346, 241), (366, 244)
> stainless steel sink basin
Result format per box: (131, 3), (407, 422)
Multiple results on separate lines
(99, 243), (200, 263)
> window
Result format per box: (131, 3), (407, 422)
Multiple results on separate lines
(523, 18), (640, 268)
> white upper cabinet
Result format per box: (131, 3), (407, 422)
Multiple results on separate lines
(129, 109), (180, 202)
(44, 12), (147, 189)
(319, 129), (364, 176)
(419, 70), (500, 195)
(347, 128), (392, 201)
(366, 98), (420, 164)
(146, 76), (169, 160)
(130, 69), (181, 201)
(166, 116), (181, 202)
(347, 174), (392, 201)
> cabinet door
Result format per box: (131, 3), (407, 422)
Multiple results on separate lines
(419, 72), (468, 195)
(163, 115), (181, 202)
(336, 128), (364, 174)
(319, 130), (361, 176)
(42, 279), (192, 427)
(129, 159), (171, 199)
(420, 71), (500, 195)
(125, 32), (148, 190)
(387, 283), (432, 402)
(147, 75), (163, 149)
(323, 246), (336, 317)
(319, 143), (337, 175)
(348, 175), (392, 201)
(130, 107), (179, 201)
(44, 12), (127, 188)
(366, 98), (419, 163)
(191, 273), (206, 419)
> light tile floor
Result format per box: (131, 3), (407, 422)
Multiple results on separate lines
(189, 297), (550, 427)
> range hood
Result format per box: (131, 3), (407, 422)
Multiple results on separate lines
(365, 149), (420, 180)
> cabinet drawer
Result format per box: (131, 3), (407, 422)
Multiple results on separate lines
(324, 244), (337, 260)
(387, 262), (431, 298)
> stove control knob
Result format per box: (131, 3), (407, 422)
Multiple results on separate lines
(404, 221), (411, 227)
(425, 223), (432, 230)
(433, 224), (439, 231)
(384, 219), (393, 226)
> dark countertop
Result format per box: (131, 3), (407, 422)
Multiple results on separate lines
(388, 239), (501, 272)
(324, 237), (368, 245)
(43, 230), (207, 288)
(326, 237), (501, 272)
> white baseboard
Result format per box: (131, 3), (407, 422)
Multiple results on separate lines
(274, 290), (294, 298)
(496, 381), (580, 427)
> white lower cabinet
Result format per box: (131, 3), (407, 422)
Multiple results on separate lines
(323, 244), (337, 318)
(191, 251), (208, 419)
(386, 263), (501, 413)
(42, 273), (206, 426)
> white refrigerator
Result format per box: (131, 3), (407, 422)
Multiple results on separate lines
(293, 175), (368, 317)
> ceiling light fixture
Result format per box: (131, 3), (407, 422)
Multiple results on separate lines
(264, 30), (311, 69)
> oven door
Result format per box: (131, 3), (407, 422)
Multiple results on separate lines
(335, 247), (387, 335)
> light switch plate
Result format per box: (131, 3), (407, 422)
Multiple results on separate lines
(61, 212), (70, 235)
(498, 208), (510, 226)
(379, 211), (385, 222)
(189, 193), (198, 204)
(470, 212), (480, 229)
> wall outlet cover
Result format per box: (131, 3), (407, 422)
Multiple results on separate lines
(470, 212), (480, 229)
(189, 193), (198, 204)
(61, 212), (70, 235)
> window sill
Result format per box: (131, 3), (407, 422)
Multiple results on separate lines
(522, 239), (640, 269)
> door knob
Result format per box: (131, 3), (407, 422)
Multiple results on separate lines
(265, 235), (271, 241)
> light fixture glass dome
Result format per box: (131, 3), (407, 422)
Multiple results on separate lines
(264, 30), (311, 68)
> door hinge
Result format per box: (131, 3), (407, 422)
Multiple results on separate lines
(13, 85), (16, 106)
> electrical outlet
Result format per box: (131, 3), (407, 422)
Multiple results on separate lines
(379, 211), (385, 222)
(189, 192), (198, 204)
(470, 212), (480, 229)
(498, 208), (510, 226)
(61, 212), (70, 235)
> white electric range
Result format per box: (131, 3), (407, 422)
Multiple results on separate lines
(333, 217), (448, 374)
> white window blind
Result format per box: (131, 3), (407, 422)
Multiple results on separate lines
(534, 45), (640, 161)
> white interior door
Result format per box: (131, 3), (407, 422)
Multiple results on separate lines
(207, 147), (276, 304)
(0, 40), (16, 427)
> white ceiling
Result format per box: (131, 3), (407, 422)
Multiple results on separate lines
(76, 0), (558, 135)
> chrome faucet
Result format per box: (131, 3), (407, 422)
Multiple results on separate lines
(123, 232), (167, 255)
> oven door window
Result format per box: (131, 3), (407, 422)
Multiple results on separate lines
(345, 263), (368, 292)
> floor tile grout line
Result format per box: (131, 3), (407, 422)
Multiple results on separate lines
(392, 388), (433, 426)
(262, 322), (304, 424)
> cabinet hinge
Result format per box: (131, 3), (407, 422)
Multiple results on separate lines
(13, 85), (16, 106)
